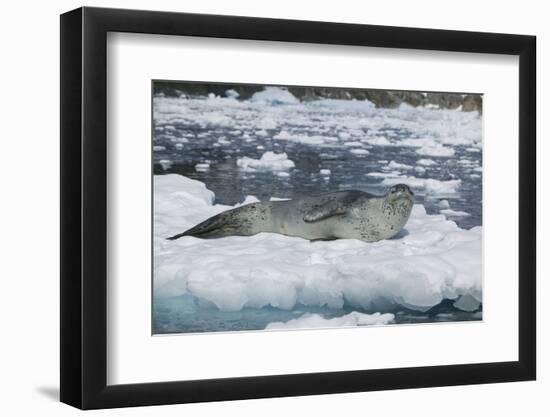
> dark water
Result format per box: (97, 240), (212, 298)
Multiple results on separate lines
(153, 125), (482, 229)
(154, 295), (482, 334)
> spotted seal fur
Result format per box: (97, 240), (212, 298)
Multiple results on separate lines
(167, 184), (414, 242)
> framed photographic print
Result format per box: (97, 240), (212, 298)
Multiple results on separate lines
(60, 6), (536, 409)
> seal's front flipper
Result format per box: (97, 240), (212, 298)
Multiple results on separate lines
(303, 202), (348, 223)
(303, 191), (364, 223)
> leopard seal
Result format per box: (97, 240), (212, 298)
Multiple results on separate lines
(167, 184), (414, 242)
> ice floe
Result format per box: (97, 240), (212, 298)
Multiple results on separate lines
(250, 87), (299, 105)
(236, 151), (295, 172)
(265, 312), (395, 330)
(154, 175), (482, 314)
(350, 148), (370, 155)
(194, 163), (210, 172)
(159, 160), (173, 170)
(417, 158), (438, 167)
(440, 209), (471, 217)
(378, 174), (461, 197)
(387, 160), (413, 171)
(416, 144), (455, 157)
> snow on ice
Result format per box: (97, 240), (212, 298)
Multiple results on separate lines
(154, 175), (482, 315)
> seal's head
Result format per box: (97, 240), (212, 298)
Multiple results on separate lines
(386, 184), (415, 205)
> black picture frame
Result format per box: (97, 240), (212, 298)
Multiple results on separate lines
(60, 6), (536, 410)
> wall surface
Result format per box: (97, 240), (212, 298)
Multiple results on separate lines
(0, 0), (546, 415)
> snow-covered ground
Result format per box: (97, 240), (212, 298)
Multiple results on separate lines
(153, 174), (482, 333)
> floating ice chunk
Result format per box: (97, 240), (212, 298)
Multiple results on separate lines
(363, 136), (392, 146)
(338, 131), (351, 140)
(381, 176), (461, 196)
(387, 160), (413, 170)
(453, 293), (481, 312)
(217, 137), (231, 145)
(273, 130), (292, 140)
(458, 159), (475, 166)
(236, 152), (295, 172)
(153, 145), (166, 151)
(344, 141), (364, 147)
(257, 118), (278, 130)
(440, 136), (472, 146)
(437, 200), (451, 209)
(277, 172), (290, 178)
(159, 160), (172, 170)
(310, 98), (375, 112)
(366, 171), (401, 178)
(175, 143), (184, 150)
(265, 312), (395, 330)
(201, 112), (233, 127)
(417, 159), (437, 166)
(225, 89), (239, 99)
(440, 209), (471, 217)
(350, 148), (370, 155)
(416, 144), (455, 157)
(274, 131), (336, 146)
(195, 163), (210, 172)
(239, 195), (260, 205)
(320, 169), (331, 176)
(414, 166), (426, 174)
(399, 137), (438, 148)
(250, 87), (299, 105)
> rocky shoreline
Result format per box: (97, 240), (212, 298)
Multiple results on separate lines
(153, 81), (482, 113)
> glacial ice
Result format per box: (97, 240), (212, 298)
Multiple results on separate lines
(250, 87), (299, 105)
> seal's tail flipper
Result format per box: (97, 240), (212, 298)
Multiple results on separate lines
(166, 212), (235, 240)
